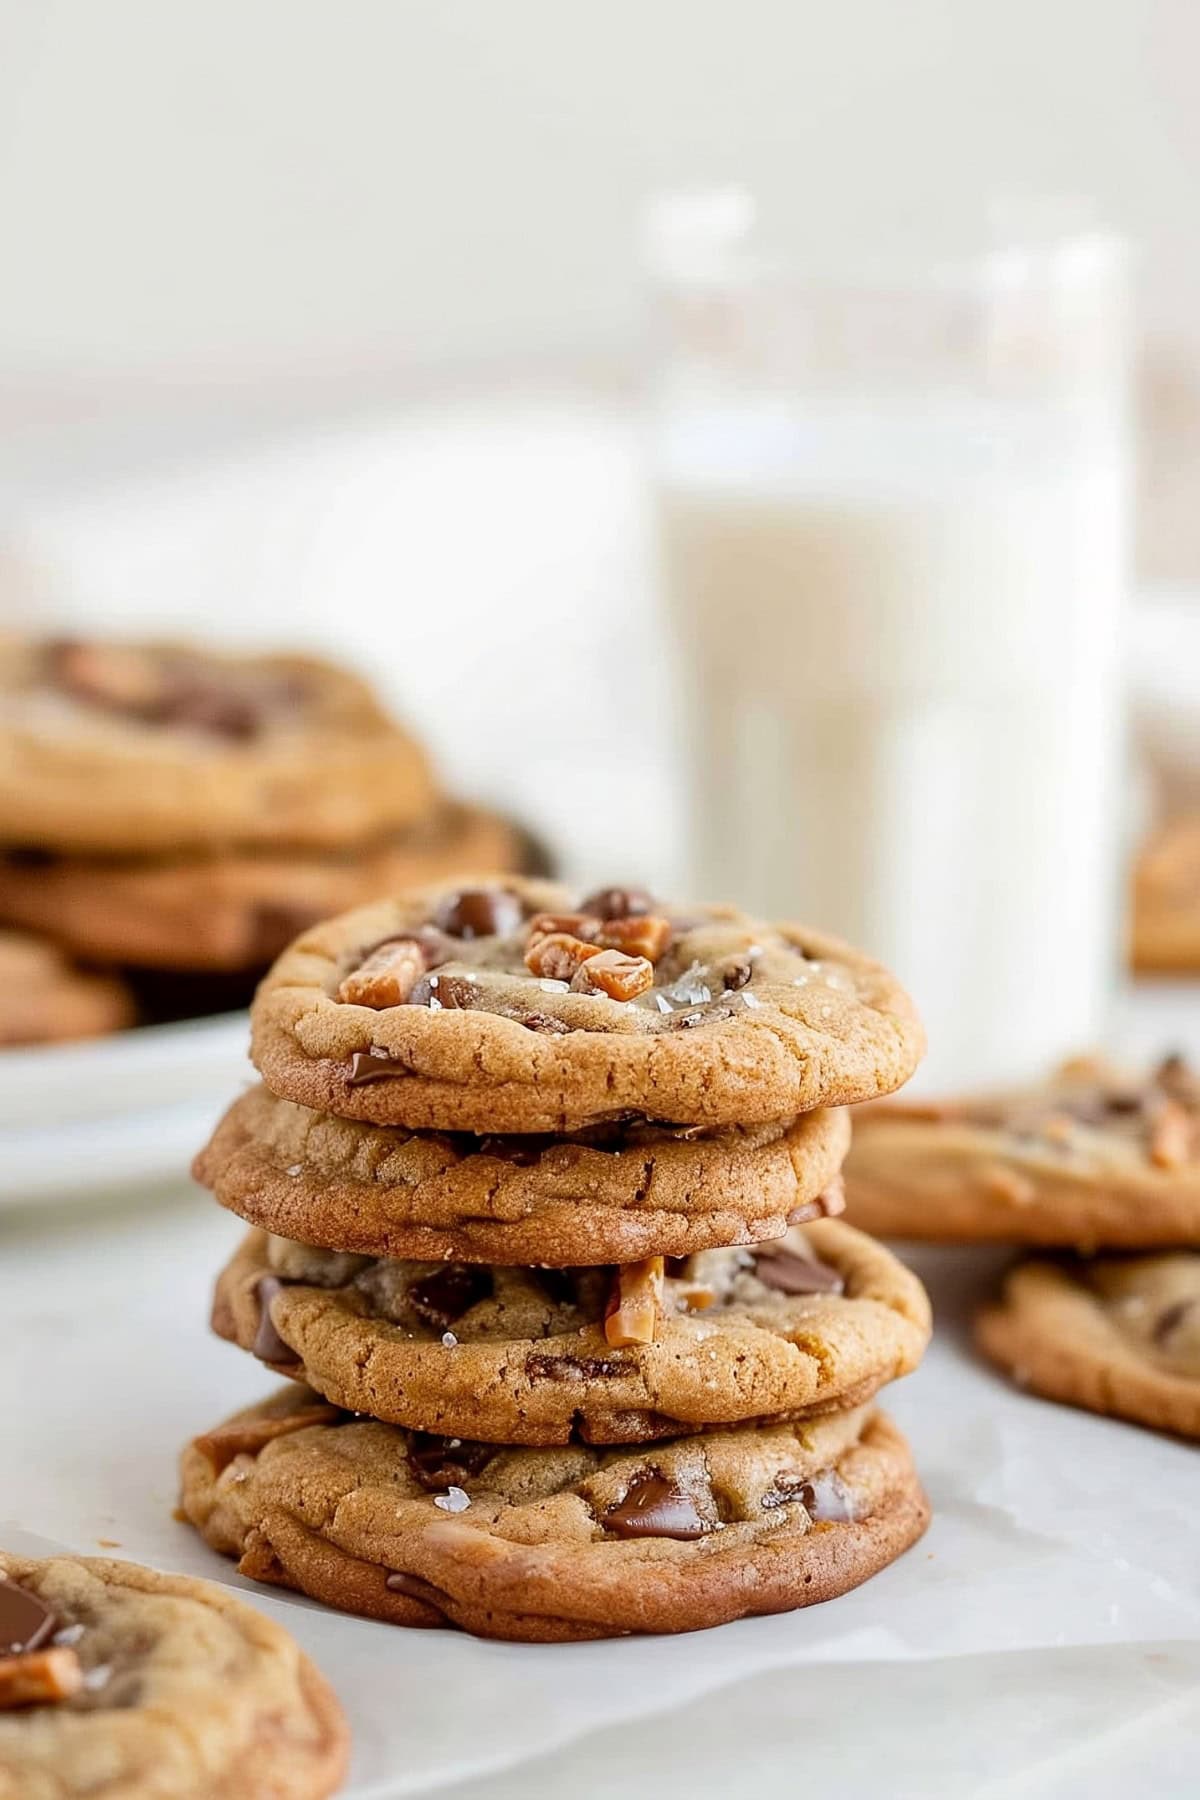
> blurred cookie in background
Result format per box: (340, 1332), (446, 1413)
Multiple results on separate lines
(0, 635), (541, 1023)
(0, 929), (133, 1046)
(1131, 816), (1200, 975)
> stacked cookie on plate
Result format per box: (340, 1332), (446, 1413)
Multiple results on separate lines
(183, 877), (932, 1641)
(846, 1054), (1200, 1439)
(0, 636), (526, 1024)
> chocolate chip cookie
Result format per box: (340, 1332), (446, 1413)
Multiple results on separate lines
(0, 805), (522, 973)
(250, 879), (924, 1132)
(0, 635), (435, 854)
(845, 1055), (1200, 1248)
(179, 1386), (929, 1641)
(0, 930), (133, 1047)
(0, 1551), (347, 1797)
(211, 1219), (931, 1444)
(976, 1253), (1200, 1438)
(196, 1083), (851, 1263)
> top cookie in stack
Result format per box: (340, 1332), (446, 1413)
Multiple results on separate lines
(0, 637), (525, 988)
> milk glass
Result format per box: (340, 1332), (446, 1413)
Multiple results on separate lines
(650, 194), (1131, 1090)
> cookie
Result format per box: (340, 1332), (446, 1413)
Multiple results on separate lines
(845, 1054), (1200, 1248)
(0, 1550), (347, 1798)
(179, 1385), (929, 1641)
(0, 635), (435, 853)
(0, 806), (522, 973)
(250, 878), (924, 1132)
(0, 930), (133, 1047)
(1131, 817), (1200, 974)
(196, 1084), (852, 1263)
(210, 1219), (930, 1445)
(975, 1253), (1200, 1438)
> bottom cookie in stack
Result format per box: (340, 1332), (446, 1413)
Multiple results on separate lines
(179, 1386), (929, 1643)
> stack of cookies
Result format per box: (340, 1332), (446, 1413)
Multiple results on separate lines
(182, 877), (932, 1641)
(0, 635), (526, 1027)
(846, 1053), (1200, 1441)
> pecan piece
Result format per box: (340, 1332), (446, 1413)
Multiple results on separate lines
(571, 948), (654, 1000)
(0, 1646), (83, 1709)
(596, 915), (672, 962)
(605, 1256), (665, 1346)
(525, 932), (602, 982)
(338, 939), (425, 1007)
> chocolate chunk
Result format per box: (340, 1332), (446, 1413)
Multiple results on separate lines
(407, 1265), (492, 1332)
(579, 886), (656, 920)
(602, 1471), (710, 1540)
(519, 1011), (572, 1034)
(384, 1570), (455, 1613)
(525, 1352), (621, 1382)
(248, 902), (322, 963)
(800, 1469), (857, 1522)
(252, 1276), (302, 1368)
(166, 680), (260, 740)
(1153, 1297), (1196, 1345)
(434, 888), (523, 939)
(346, 1050), (398, 1085)
(0, 1581), (56, 1657)
(408, 971), (481, 1009)
(753, 1245), (845, 1295)
(721, 959), (753, 992)
(406, 1433), (494, 1492)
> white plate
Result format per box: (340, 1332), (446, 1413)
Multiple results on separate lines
(0, 1011), (249, 1208)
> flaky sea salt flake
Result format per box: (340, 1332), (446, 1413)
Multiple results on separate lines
(433, 1487), (471, 1513)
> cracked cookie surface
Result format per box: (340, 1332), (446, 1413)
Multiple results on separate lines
(179, 1386), (929, 1641)
(211, 1219), (930, 1444)
(846, 1055), (1200, 1248)
(196, 1084), (851, 1263)
(250, 878), (923, 1131)
(0, 1551), (347, 1799)
(0, 635), (434, 853)
(976, 1252), (1200, 1438)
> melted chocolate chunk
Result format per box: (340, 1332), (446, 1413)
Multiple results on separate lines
(407, 1265), (492, 1332)
(385, 1569), (455, 1612)
(406, 1433), (494, 1492)
(1153, 1297), (1196, 1345)
(602, 1471), (710, 1540)
(346, 1051), (398, 1085)
(252, 1276), (302, 1368)
(409, 972), (481, 1009)
(800, 1469), (858, 1522)
(579, 886), (656, 921)
(721, 959), (753, 992)
(166, 680), (260, 740)
(525, 1352), (621, 1382)
(248, 902), (323, 962)
(0, 1580), (56, 1657)
(435, 888), (523, 940)
(753, 1245), (845, 1296)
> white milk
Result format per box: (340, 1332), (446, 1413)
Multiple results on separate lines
(658, 399), (1128, 1089)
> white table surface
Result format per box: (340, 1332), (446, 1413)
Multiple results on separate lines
(3, 981), (1199, 1800)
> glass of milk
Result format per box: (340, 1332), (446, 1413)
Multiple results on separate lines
(649, 193), (1131, 1090)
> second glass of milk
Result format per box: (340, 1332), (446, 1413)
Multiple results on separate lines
(650, 196), (1131, 1090)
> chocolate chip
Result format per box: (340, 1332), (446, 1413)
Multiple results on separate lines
(434, 888), (523, 939)
(252, 1276), (302, 1368)
(407, 1265), (492, 1333)
(408, 972), (481, 1009)
(384, 1570), (455, 1613)
(602, 1471), (710, 1540)
(579, 887), (656, 920)
(519, 1011), (572, 1034)
(346, 1051), (398, 1085)
(1153, 1298), (1195, 1345)
(525, 1353), (621, 1382)
(406, 1433), (494, 1492)
(0, 1580), (56, 1657)
(753, 1245), (845, 1295)
(721, 960), (753, 992)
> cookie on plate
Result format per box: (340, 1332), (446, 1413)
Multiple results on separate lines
(195, 1084), (851, 1264)
(250, 879), (924, 1132)
(0, 635), (435, 854)
(0, 1551), (347, 1798)
(210, 1219), (931, 1444)
(180, 1386), (929, 1641)
(1131, 817), (1200, 974)
(0, 805), (522, 973)
(0, 930), (133, 1047)
(844, 1054), (1200, 1248)
(976, 1253), (1200, 1439)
